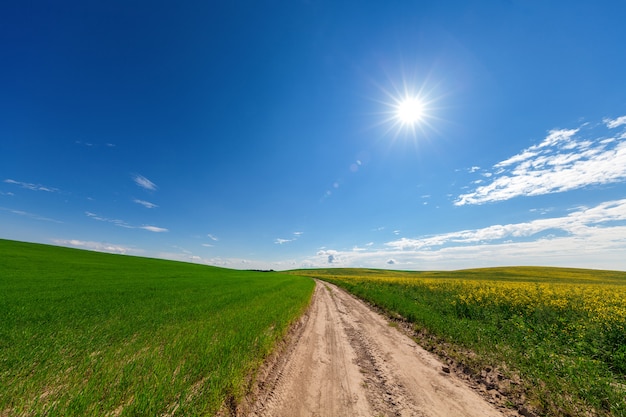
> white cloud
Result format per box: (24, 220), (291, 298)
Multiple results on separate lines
(456, 121), (626, 205)
(133, 199), (158, 209)
(85, 211), (133, 228)
(85, 211), (167, 232)
(539, 128), (579, 148)
(52, 239), (138, 255)
(140, 225), (169, 233)
(207, 234), (219, 241)
(494, 149), (539, 169)
(316, 249), (341, 265)
(275, 238), (294, 244)
(274, 231), (303, 245)
(605, 115), (626, 129)
(4, 179), (59, 192)
(132, 174), (157, 191)
(387, 199), (626, 250)
(298, 199), (626, 271)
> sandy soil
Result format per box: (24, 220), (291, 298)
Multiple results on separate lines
(241, 281), (515, 417)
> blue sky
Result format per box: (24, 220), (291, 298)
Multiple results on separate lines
(2, 1), (626, 271)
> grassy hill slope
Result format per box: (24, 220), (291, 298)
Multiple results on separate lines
(0, 239), (314, 416)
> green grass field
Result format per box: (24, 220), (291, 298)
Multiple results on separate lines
(0, 239), (314, 416)
(290, 267), (626, 417)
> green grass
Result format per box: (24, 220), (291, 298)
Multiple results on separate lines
(0, 239), (314, 416)
(289, 267), (626, 417)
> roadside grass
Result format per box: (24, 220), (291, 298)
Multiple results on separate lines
(289, 267), (626, 417)
(0, 239), (314, 416)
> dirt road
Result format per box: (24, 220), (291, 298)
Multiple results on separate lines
(245, 281), (511, 417)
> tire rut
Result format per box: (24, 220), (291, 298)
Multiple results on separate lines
(328, 285), (425, 417)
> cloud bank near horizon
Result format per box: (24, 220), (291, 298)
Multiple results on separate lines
(300, 198), (626, 271)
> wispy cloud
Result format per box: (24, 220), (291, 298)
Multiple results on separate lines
(52, 239), (138, 255)
(274, 231), (304, 245)
(85, 211), (133, 228)
(4, 179), (59, 193)
(275, 238), (293, 244)
(0, 206), (63, 223)
(156, 251), (288, 271)
(201, 234), (219, 247)
(456, 117), (626, 205)
(75, 140), (117, 148)
(133, 199), (158, 209)
(85, 211), (168, 232)
(139, 225), (168, 233)
(132, 174), (157, 191)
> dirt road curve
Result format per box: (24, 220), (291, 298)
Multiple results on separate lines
(245, 281), (509, 417)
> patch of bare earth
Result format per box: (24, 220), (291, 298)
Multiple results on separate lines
(229, 281), (522, 417)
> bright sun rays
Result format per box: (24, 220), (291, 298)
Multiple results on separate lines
(370, 70), (443, 143)
(379, 90), (437, 141)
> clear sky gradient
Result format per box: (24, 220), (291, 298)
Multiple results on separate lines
(2, 1), (626, 270)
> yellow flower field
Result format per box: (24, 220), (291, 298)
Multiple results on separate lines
(291, 267), (626, 417)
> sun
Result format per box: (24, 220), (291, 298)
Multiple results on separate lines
(396, 96), (425, 126)
(370, 70), (442, 141)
